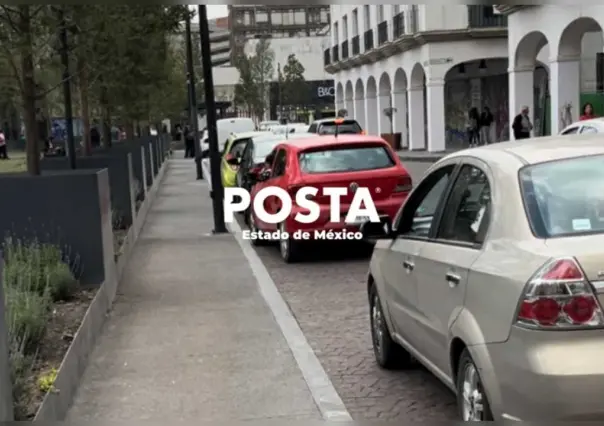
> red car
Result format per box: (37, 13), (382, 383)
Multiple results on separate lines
(247, 134), (413, 262)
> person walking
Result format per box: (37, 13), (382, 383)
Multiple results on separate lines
(0, 130), (7, 159)
(184, 125), (194, 158)
(512, 106), (533, 140)
(465, 107), (480, 147)
(479, 106), (494, 145)
(580, 102), (596, 121)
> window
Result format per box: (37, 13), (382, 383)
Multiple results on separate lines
(520, 154), (604, 238)
(243, 11), (253, 25)
(320, 9), (329, 24)
(317, 120), (362, 135)
(254, 140), (280, 163)
(256, 10), (268, 23)
(342, 15), (348, 39)
(561, 126), (579, 135)
(299, 145), (394, 174)
(377, 5), (384, 22)
(234, 11), (244, 24)
(229, 137), (253, 158)
(294, 10), (305, 25)
(395, 165), (456, 238)
(437, 165), (491, 245)
(271, 11), (282, 25)
(352, 9), (359, 36)
(581, 125), (599, 134)
(308, 122), (318, 133)
(364, 5), (370, 31)
(272, 149), (287, 177)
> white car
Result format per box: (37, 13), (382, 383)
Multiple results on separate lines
(560, 117), (604, 135)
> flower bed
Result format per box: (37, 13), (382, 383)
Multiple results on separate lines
(2, 239), (95, 419)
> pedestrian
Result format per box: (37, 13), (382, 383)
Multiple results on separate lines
(184, 125), (194, 158)
(90, 126), (100, 147)
(465, 107), (480, 147)
(0, 129), (7, 159)
(479, 106), (494, 145)
(512, 106), (533, 140)
(580, 102), (596, 121)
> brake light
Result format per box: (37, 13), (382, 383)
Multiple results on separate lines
(360, 130), (366, 135)
(394, 176), (413, 193)
(516, 257), (604, 328)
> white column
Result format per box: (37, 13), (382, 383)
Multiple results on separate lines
(365, 95), (378, 135)
(392, 89), (408, 148)
(550, 58), (580, 134)
(354, 98), (366, 128)
(377, 93), (391, 135)
(426, 79), (446, 152)
(408, 87), (426, 150)
(508, 67), (534, 140)
(345, 98), (353, 117)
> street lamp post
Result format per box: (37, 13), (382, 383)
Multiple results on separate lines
(58, 7), (76, 168)
(184, 12), (203, 180)
(198, 5), (227, 233)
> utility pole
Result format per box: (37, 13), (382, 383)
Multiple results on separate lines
(185, 13), (203, 180)
(58, 6), (76, 168)
(198, 5), (227, 233)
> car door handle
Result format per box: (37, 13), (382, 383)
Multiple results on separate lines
(403, 260), (414, 271)
(446, 272), (461, 287)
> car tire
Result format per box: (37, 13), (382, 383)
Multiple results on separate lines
(455, 348), (493, 421)
(248, 210), (268, 246)
(279, 222), (301, 263)
(369, 284), (413, 370)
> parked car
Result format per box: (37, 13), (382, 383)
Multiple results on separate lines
(221, 131), (269, 188)
(234, 132), (315, 193)
(272, 123), (310, 135)
(363, 133), (604, 421)
(248, 134), (412, 262)
(200, 117), (256, 157)
(258, 120), (280, 131)
(307, 118), (364, 135)
(560, 117), (604, 135)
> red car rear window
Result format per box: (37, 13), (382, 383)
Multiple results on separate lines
(298, 144), (394, 173)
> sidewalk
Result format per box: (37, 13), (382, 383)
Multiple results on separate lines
(67, 157), (322, 422)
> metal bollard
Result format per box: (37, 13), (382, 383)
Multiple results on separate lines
(0, 251), (14, 420)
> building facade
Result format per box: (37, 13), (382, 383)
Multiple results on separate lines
(326, 5), (511, 151)
(497, 5), (604, 136)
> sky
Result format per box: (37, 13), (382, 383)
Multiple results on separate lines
(190, 5), (228, 22)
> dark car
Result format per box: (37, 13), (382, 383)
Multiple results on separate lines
(307, 118), (364, 135)
(236, 134), (285, 193)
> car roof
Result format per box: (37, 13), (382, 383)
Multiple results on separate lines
(233, 131), (269, 139)
(277, 134), (386, 152)
(447, 133), (604, 165)
(312, 118), (358, 124)
(570, 117), (604, 126)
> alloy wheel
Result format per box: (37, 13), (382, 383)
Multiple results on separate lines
(371, 293), (384, 357)
(461, 363), (485, 421)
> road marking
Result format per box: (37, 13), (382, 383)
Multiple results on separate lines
(229, 218), (352, 422)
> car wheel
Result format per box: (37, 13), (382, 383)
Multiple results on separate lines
(456, 349), (493, 421)
(279, 222), (300, 263)
(369, 284), (413, 369)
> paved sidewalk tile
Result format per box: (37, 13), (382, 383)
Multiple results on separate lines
(67, 158), (320, 422)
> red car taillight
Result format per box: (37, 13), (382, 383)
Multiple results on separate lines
(515, 257), (604, 328)
(394, 176), (413, 193)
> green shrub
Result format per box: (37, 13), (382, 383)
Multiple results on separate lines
(3, 260), (43, 294)
(4, 287), (51, 354)
(44, 262), (77, 301)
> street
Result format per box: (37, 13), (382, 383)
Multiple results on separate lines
(237, 160), (457, 421)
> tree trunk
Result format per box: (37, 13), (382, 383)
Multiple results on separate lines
(19, 6), (39, 175)
(99, 85), (111, 147)
(78, 54), (91, 155)
(125, 122), (134, 140)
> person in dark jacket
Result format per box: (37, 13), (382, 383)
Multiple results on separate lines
(479, 106), (494, 145)
(90, 126), (101, 147)
(184, 125), (194, 158)
(512, 106), (533, 140)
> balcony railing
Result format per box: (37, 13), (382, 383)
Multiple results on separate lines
(377, 21), (388, 45)
(323, 48), (330, 66)
(468, 5), (507, 27)
(341, 40), (349, 60)
(333, 44), (339, 62)
(393, 12), (405, 38)
(363, 29), (374, 51)
(351, 35), (360, 55)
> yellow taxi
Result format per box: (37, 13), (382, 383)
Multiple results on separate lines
(221, 131), (269, 188)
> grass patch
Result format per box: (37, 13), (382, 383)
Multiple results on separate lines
(0, 152), (26, 174)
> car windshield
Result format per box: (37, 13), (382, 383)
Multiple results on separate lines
(253, 140), (280, 162)
(229, 138), (252, 157)
(520, 154), (604, 237)
(298, 145), (394, 173)
(318, 121), (362, 135)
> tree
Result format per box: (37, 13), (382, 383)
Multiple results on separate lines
(234, 38), (274, 122)
(281, 53), (306, 108)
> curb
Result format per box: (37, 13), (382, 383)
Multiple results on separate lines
(32, 159), (169, 422)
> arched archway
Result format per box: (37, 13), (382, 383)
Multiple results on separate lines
(408, 63), (426, 150)
(392, 68), (409, 148)
(552, 18), (604, 133)
(510, 31), (550, 137)
(354, 79), (366, 129)
(335, 82), (344, 115)
(344, 81), (354, 118)
(365, 77), (378, 135)
(377, 72), (392, 136)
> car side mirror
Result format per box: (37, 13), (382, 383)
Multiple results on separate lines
(360, 219), (394, 240)
(257, 170), (271, 182)
(225, 154), (239, 166)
